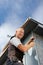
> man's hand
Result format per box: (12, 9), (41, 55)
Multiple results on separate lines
(27, 37), (35, 44)
(30, 41), (34, 47)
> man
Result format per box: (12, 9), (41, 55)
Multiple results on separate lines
(6, 27), (34, 65)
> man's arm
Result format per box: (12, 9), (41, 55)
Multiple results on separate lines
(17, 37), (34, 52)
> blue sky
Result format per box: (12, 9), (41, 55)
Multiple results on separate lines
(0, 0), (43, 52)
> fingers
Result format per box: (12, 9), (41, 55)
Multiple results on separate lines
(30, 41), (35, 47)
(31, 36), (35, 40)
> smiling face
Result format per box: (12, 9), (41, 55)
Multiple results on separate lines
(16, 28), (24, 39)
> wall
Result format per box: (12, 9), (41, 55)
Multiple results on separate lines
(34, 34), (43, 65)
(23, 32), (38, 65)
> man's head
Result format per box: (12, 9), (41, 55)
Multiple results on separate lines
(15, 28), (24, 39)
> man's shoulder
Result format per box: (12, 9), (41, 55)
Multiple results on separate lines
(10, 37), (20, 41)
(10, 37), (21, 44)
(9, 37), (21, 47)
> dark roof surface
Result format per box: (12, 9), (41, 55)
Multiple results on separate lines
(22, 18), (43, 36)
(21, 18), (43, 42)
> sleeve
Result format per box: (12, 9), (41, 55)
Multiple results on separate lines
(10, 37), (21, 47)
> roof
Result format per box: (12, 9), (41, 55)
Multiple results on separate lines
(0, 18), (43, 65)
(21, 18), (43, 41)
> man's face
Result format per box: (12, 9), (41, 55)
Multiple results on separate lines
(16, 28), (24, 39)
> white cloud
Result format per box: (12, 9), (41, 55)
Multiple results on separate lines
(0, 0), (25, 53)
(0, 22), (16, 52)
(32, 2), (43, 24)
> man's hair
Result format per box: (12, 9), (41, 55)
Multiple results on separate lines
(20, 27), (24, 30)
(16, 27), (24, 31)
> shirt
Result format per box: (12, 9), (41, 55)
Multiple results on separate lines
(10, 37), (21, 47)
